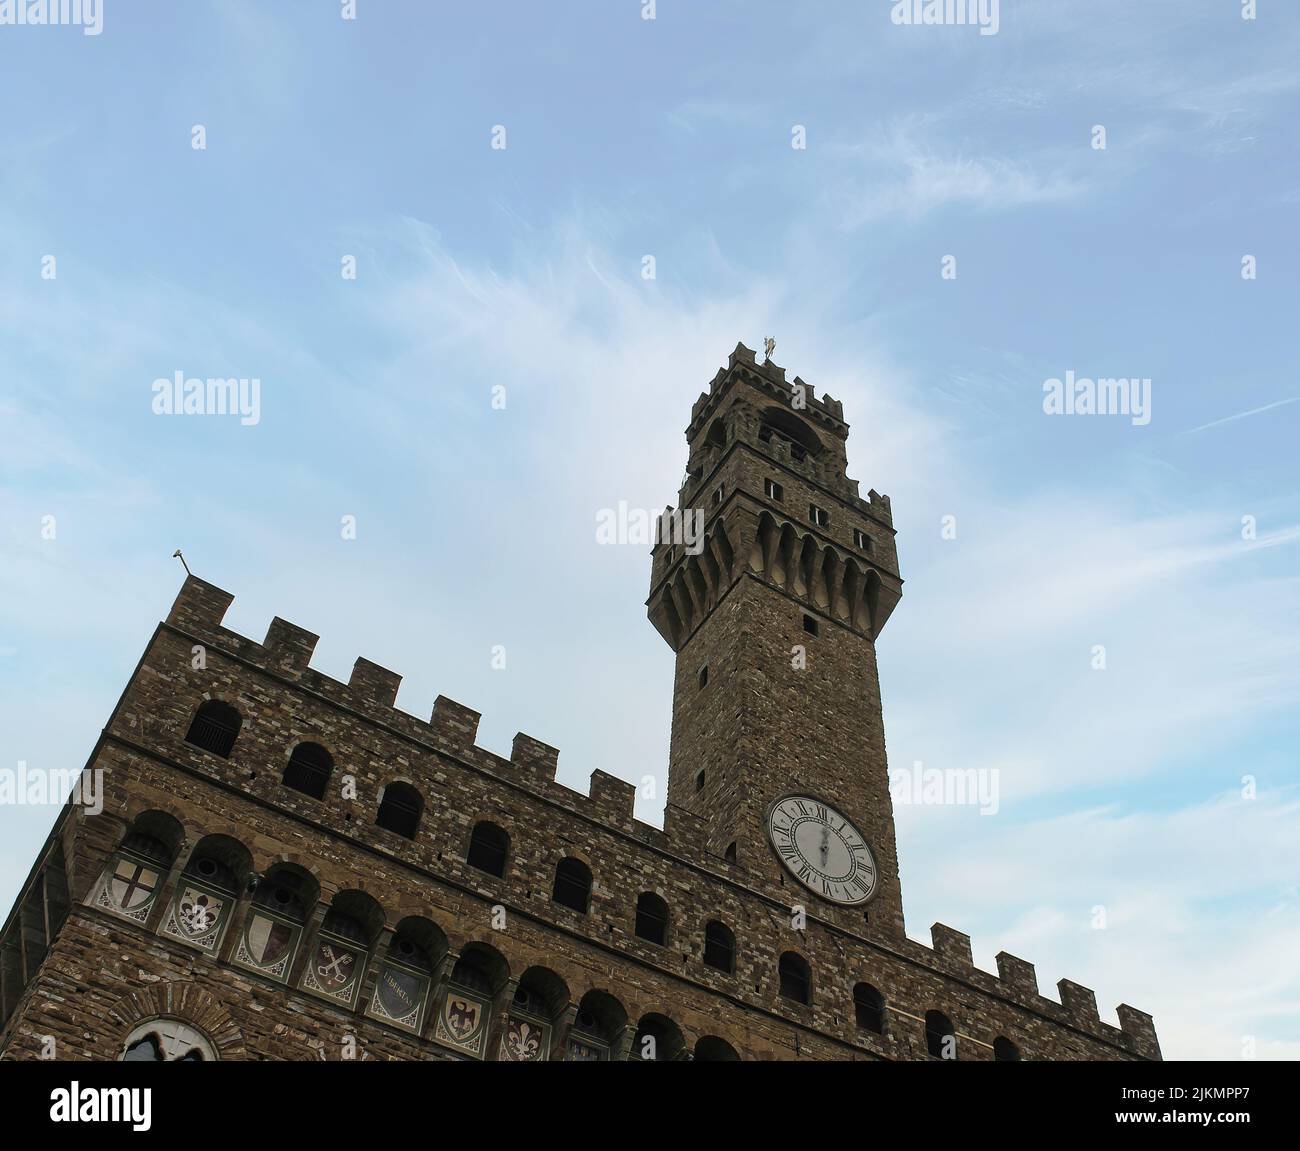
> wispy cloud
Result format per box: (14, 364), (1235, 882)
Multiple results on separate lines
(828, 125), (1087, 226)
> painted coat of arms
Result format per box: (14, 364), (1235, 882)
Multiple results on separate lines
(234, 910), (298, 981)
(434, 990), (489, 1058)
(162, 883), (230, 954)
(302, 935), (364, 1005)
(96, 856), (160, 923)
(369, 963), (428, 1031)
(500, 1015), (550, 1061)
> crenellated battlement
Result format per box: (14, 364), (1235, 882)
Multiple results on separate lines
(916, 924), (1160, 1059)
(155, 573), (1158, 1060)
(688, 342), (849, 440)
(163, 575), (658, 839)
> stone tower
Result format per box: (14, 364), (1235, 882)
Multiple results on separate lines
(648, 342), (907, 940)
(0, 342), (1161, 1063)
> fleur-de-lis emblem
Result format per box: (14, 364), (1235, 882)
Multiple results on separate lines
(179, 891), (218, 934)
(509, 1020), (542, 1060)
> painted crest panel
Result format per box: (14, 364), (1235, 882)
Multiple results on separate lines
(300, 932), (367, 1007)
(434, 987), (491, 1059)
(232, 909), (301, 983)
(499, 1013), (551, 1061)
(367, 961), (430, 1033)
(161, 879), (233, 956)
(93, 854), (162, 924)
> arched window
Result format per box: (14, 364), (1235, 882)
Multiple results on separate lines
(694, 1035), (741, 1061)
(162, 834), (249, 957)
(184, 700), (242, 758)
(702, 920), (735, 973)
(376, 781), (422, 838)
(926, 1010), (956, 1060)
(301, 890), (383, 1009)
(993, 1036), (1021, 1062)
(632, 1013), (685, 1062)
(854, 983), (885, 1034)
(502, 966), (570, 1061)
(634, 892), (669, 946)
(120, 1019), (216, 1062)
(370, 917), (445, 1035)
(778, 951), (811, 1005)
(567, 989), (627, 1061)
(448, 942), (507, 997)
(282, 741), (332, 800)
(466, 821), (509, 877)
(93, 811), (183, 925)
(232, 863), (317, 985)
(551, 858), (591, 914)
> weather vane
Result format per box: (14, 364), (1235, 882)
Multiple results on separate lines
(172, 549), (191, 576)
(763, 337), (775, 362)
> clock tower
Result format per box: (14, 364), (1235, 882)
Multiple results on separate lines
(648, 343), (907, 941)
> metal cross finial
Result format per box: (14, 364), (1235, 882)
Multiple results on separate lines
(763, 337), (776, 362)
(172, 549), (192, 576)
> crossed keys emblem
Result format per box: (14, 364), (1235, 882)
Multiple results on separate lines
(316, 943), (355, 988)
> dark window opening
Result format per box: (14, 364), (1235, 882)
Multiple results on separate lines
(552, 857), (592, 914)
(466, 822), (509, 877)
(695, 770), (705, 793)
(634, 893), (669, 946)
(711, 484), (724, 508)
(184, 700), (242, 758)
(778, 951), (812, 1005)
(810, 503), (829, 528)
(120, 831), (172, 864)
(803, 614), (819, 636)
(376, 781), (422, 839)
(764, 478), (784, 502)
(926, 1010), (956, 1060)
(724, 841), (737, 863)
(698, 665), (708, 689)
(282, 742), (332, 800)
(512, 983), (549, 1018)
(703, 921), (735, 973)
(854, 983), (885, 1034)
(122, 1035), (162, 1062)
(994, 1036), (1021, 1062)
(854, 528), (873, 553)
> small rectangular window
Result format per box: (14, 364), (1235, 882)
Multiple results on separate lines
(803, 614), (819, 636)
(698, 665), (709, 689)
(854, 528), (873, 553)
(765, 478), (784, 501)
(810, 504), (829, 528)
(711, 484), (725, 508)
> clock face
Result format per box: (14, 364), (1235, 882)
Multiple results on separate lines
(766, 795), (878, 905)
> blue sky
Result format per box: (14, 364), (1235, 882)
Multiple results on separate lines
(2, 1), (1298, 1060)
